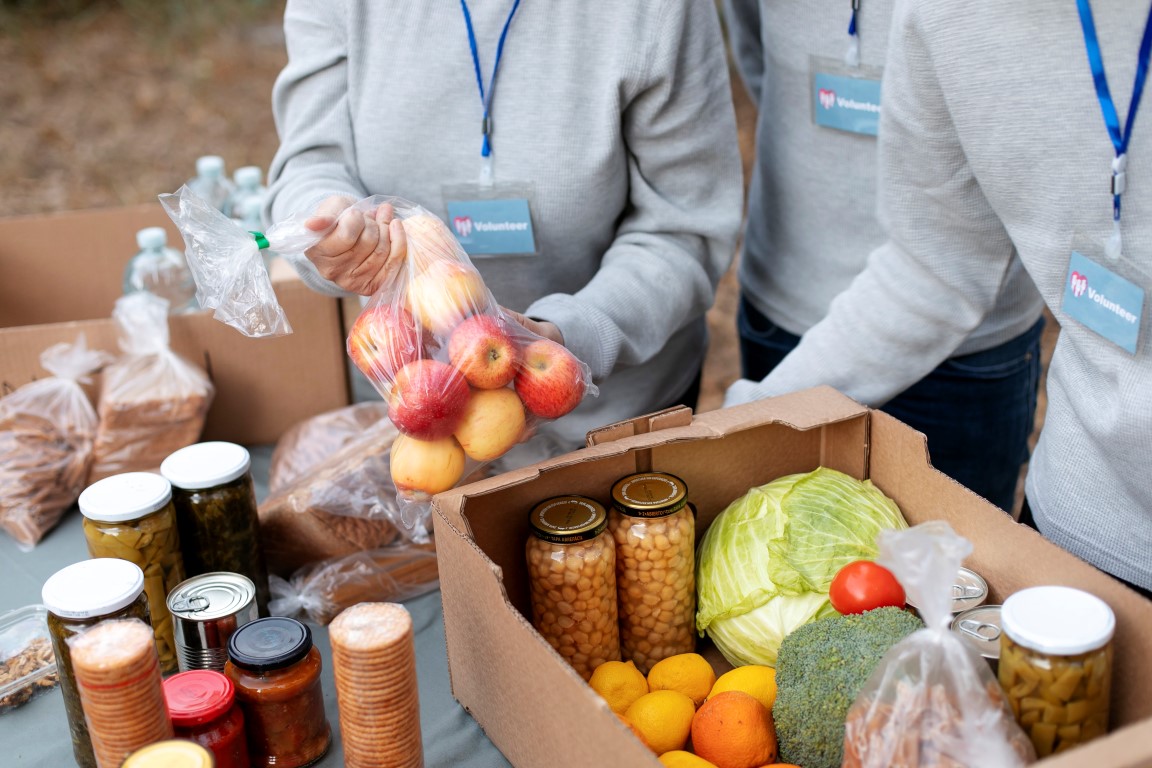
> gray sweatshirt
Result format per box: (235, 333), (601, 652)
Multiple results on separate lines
(266, 0), (743, 448)
(725, 0), (1043, 348)
(730, 0), (1152, 590)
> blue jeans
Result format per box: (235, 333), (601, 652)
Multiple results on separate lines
(737, 294), (1044, 513)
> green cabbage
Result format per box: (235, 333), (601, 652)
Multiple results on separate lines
(695, 467), (907, 666)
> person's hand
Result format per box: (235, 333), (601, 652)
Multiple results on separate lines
(501, 307), (564, 346)
(303, 197), (408, 296)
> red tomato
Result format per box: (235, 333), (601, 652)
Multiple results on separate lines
(829, 560), (906, 615)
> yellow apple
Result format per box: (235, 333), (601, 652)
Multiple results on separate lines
(402, 213), (461, 273)
(390, 433), (466, 499)
(406, 260), (490, 336)
(453, 387), (527, 462)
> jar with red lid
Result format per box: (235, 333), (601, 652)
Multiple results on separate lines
(163, 669), (249, 768)
(224, 617), (330, 768)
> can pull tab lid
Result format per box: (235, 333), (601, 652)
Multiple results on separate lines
(958, 618), (1001, 642)
(953, 584), (985, 601)
(170, 596), (211, 614)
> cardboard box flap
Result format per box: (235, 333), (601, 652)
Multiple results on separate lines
(585, 405), (694, 447)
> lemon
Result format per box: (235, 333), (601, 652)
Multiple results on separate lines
(658, 750), (720, 767)
(706, 664), (777, 712)
(646, 652), (717, 708)
(624, 690), (696, 755)
(589, 660), (649, 714)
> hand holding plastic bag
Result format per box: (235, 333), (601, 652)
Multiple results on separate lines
(842, 521), (1036, 767)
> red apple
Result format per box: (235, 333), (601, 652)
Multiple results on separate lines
(447, 315), (520, 389)
(390, 433), (466, 498)
(388, 359), (470, 439)
(454, 387), (527, 461)
(514, 339), (587, 419)
(347, 304), (423, 384)
(407, 260), (490, 336)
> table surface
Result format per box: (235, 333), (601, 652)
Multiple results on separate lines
(0, 445), (513, 767)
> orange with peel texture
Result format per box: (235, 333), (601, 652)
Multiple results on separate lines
(707, 664), (777, 712)
(624, 690), (696, 755)
(690, 690), (778, 768)
(646, 652), (717, 708)
(589, 660), (649, 715)
(659, 751), (720, 767)
(616, 713), (653, 752)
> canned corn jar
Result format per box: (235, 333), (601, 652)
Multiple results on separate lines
(609, 472), (695, 674)
(525, 496), (620, 681)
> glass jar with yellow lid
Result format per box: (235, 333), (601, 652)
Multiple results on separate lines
(608, 471), (696, 674)
(999, 586), (1115, 758)
(525, 495), (620, 681)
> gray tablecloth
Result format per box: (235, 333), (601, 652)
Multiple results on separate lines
(0, 446), (512, 767)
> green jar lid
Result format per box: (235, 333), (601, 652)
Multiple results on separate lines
(610, 472), (688, 518)
(529, 496), (607, 544)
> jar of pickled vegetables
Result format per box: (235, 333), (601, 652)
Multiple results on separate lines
(161, 442), (270, 615)
(608, 471), (696, 673)
(79, 471), (185, 673)
(41, 558), (151, 768)
(1000, 586), (1115, 758)
(163, 669), (249, 768)
(225, 617), (331, 768)
(525, 495), (620, 681)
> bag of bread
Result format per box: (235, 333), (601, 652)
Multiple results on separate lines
(89, 292), (214, 482)
(268, 402), (390, 493)
(268, 542), (439, 625)
(0, 335), (111, 549)
(843, 522), (1035, 768)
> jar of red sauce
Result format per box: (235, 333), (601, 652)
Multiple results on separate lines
(224, 617), (330, 768)
(163, 669), (249, 768)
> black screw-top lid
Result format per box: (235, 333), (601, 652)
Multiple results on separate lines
(227, 616), (312, 672)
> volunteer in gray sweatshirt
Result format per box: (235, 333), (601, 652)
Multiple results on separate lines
(265, 0), (743, 453)
(724, 0), (1046, 513)
(727, 0), (1152, 594)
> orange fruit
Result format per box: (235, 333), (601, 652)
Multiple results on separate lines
(616, 713), (653, 752)
(690, 690), (778, 768)
(590, 660), (649, 714)
(659, 751), (720, 767)
(624, 690), (697, 755)
(707, 665), (776, 712)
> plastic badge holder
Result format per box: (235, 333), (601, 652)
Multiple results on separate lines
(0, 604), (59, 714)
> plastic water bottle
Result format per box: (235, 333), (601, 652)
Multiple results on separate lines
(187, 155), (235, 216)
(122, 227), (198, 314)
(230, 165), (267, 231)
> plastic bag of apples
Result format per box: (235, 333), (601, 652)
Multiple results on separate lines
(344, 199), (598, 537)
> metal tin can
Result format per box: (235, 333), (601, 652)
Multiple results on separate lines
(168, 572), (258, 673)
(951, 604), (1002, 672)
(951, 566), (990, 613)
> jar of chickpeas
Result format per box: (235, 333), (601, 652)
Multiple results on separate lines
(525, 495), (620, 681)
(608, 471), (695, 674)
(999, 586), (1115, 759)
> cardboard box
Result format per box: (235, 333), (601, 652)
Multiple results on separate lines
(434, 386), (1152, 768)
(0, 203), (350, 445)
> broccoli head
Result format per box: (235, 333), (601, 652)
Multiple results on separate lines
(772, 606), (923, 768)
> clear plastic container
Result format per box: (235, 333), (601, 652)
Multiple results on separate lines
(188, 155), (236, 216)
(230, 165), (267, 233)
(1000, 586), (1115, 758)
(608, 472), (696, 673)
(123, 226), (198, 313)
(525, 495), (620, 681)
(0, 604), (58, 714)
(79, 471), (185, 673)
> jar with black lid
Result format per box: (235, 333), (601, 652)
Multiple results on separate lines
(161, 442), (270, 615)
(41, 558), (151, 768)
(609, 471), (696, 673)
(224, 617), (331, 768)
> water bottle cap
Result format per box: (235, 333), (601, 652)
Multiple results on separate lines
(196, 155), (225, 178)
(136, 227), (168, 250)
(234, 165), (263, 188)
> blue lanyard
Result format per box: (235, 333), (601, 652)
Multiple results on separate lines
(846, 0), (861, 68)
(460, 0), (521, 160)
(1075, 0), (1152, 224)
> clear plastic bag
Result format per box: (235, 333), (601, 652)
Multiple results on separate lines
(268, 542), (439, 626)
(89, 292), (215, 482)
(0, 335), (111, 550)
(158, 185), (291, 337)
(843, 521), (1036, 768)
(268, 402), (390, 493)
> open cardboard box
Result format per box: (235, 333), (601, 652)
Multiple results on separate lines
(0, 203), (351, 445)
(434, 386), (1152, 768)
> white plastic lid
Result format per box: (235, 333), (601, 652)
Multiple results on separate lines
(42, 559), (145, 619)
(1001, 586), (1115, 656)
(136, 226), (168, 250)
(79, 472), (172, 523)
(196, 155), (225, 178)
(161, 442), (251, 490)
(234, 165), (262, 188)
